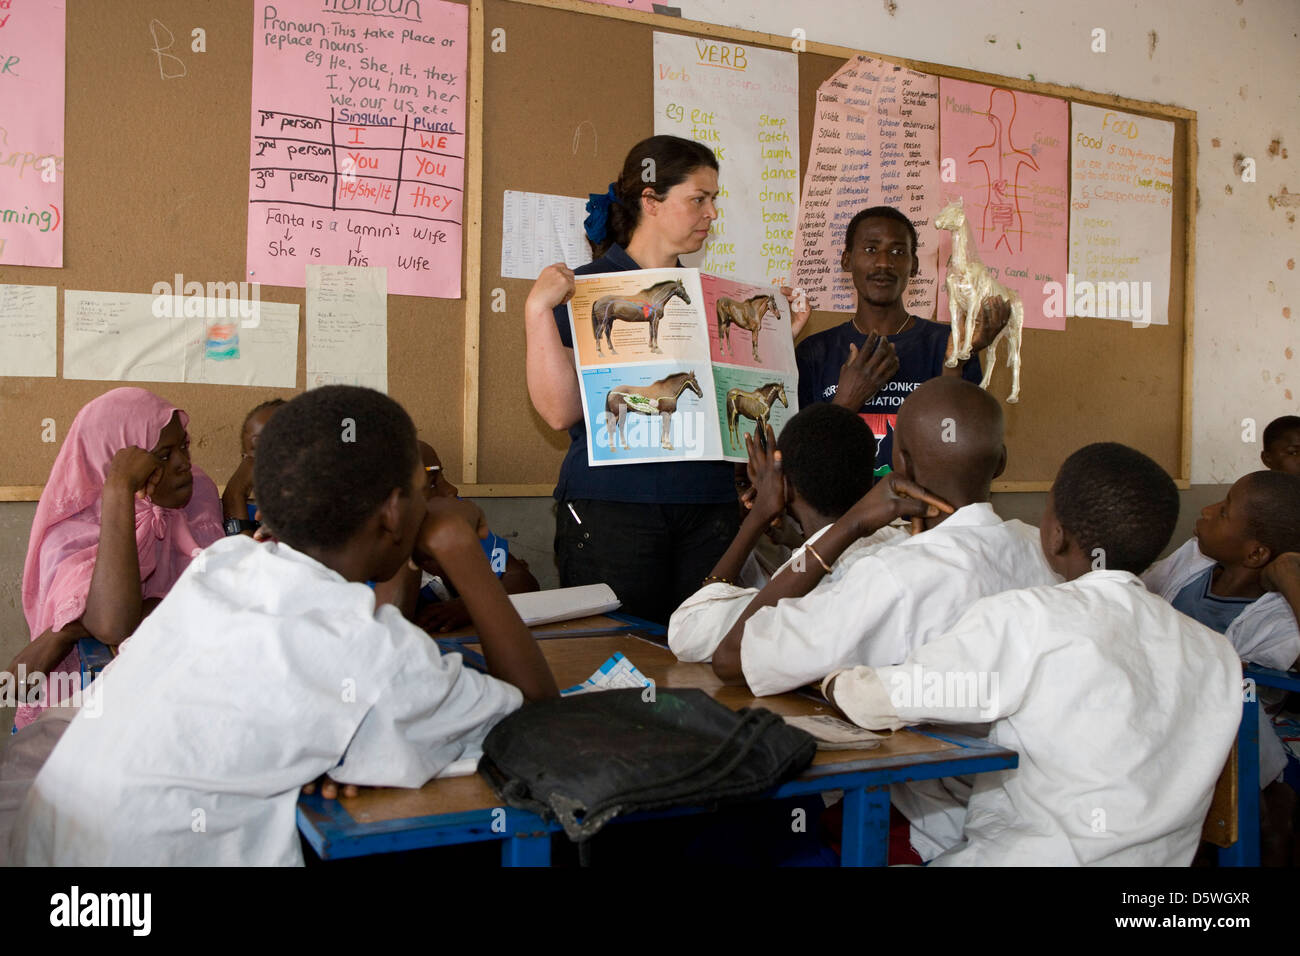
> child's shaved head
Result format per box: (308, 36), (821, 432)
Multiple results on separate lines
(1052, 442), (1178, 574)
(893, 377), (1005, 503)
(1240, 470), (1300, 558)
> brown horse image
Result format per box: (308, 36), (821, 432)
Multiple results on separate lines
(604, 370), (703, 451)
(726, 382), (788, 448)
(591, 279), (691, 356)
(716, 294), (779, 362)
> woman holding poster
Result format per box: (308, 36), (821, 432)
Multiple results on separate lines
(524, 135), (806, 625)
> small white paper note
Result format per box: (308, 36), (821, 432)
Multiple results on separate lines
(306, 265), (388, 392)
(0, 284), (57, 377)
(501, 190), (593, 280)
(64, 291), (187, 383)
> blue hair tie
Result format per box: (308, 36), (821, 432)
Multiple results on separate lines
(584, 183), (619, 243)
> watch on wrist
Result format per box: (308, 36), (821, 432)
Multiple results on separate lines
(224, 517), (257, 536)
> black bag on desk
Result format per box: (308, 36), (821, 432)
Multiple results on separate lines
(478, 687), (817, 842)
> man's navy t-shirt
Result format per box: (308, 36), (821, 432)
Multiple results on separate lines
(795, 317), (982, 478)
(551, 243), (734, 505)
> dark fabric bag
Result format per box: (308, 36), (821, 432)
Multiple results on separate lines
(478, 687), (817, 841)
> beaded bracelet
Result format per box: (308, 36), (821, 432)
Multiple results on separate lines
(702, 575), (734, 586)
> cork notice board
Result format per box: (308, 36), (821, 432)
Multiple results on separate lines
(0, 0), (1194, 498)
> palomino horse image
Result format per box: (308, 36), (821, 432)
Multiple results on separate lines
(716, 294), (779, 362)
(726, 382), (788, 448)
(604, 370), (704, 451)
(934, 197), (1024, 403)
(591, 279), (692, 356)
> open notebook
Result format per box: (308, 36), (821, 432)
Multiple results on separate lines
(507, 584), (621, 627)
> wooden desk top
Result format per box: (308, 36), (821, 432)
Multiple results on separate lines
(328, 633), (957, 825)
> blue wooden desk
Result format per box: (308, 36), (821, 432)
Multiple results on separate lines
(299, 630), (1017, 866)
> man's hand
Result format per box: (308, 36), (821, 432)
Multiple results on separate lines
(526, 263), (576, 313)
(416, 496), (489, 564)
(841, 474), (954, 539)
(832, 333), (899, 410)
(106, 446), (164, 500)
(781, 285), (810, 339)
(966, 297), (1012, 355)
(744, 425), (786, 527)
(1261, 552), (1300, 595)
(301, 776), (359, 800)
(416, 597), (472, 634)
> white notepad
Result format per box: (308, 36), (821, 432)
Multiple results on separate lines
(507, 584), (621, 627)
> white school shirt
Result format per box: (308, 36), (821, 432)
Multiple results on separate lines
(667, 524), (907, 663)
(12, 535), (522, 867)
(739, 503), (1058, 697)
(826, 571), (1243, 866)
(1144, 538), (1300, 671)
(1144, 537), (1298, 786)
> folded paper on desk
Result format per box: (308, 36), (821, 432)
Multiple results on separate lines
(507, 584), (621, 626)
(560, 653), (651, 697)
(783, 715), (886, 750)
(435, 756), (480, 779)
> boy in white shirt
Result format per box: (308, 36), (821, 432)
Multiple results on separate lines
(710, 376), (1056, 696)
(13, 386), (558, 866)
(669, 404), (904, 663)
(824, 442), (1243, 866)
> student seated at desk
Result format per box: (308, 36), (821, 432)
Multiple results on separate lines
(220, 398), (284, 535)
(669, 403), (903, 662)
(11, 386), (558, 866)
(6, 387), (223, 730)
(710, 376), (1057, 696)
(1142, 469), (1300, 848)
(824, 443), (1243, 866)
(374, 439), (540, 634)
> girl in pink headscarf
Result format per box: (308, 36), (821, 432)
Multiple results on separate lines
(8, 388), (223, 729)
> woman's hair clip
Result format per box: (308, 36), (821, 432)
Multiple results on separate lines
(584, 182), (619, 243)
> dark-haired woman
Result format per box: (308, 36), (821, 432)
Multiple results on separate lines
(525, 135), (802, 625)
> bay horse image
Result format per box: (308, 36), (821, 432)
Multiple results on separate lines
(716, 293), (779, 362)
(726, 382), (788, 448)
(591, 279), (691, 356)
(604, 370), (703, 452)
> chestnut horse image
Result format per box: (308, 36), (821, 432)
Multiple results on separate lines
(716, 294), (779, 362)
(591, 279), (692, 356)
(726, 382), (788, 448)
(604, 370), (703, 451)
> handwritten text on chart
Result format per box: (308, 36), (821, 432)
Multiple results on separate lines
(248, 0), (467, 297)
(654, 32), (799, 288)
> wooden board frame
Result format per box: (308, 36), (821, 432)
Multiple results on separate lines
(0, 0), (1195, 499)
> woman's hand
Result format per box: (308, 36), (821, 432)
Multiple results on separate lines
(526, 263), (576, 313)
(781, 285), (810, 339)
(105, 446), (163, 500)
(4, 624), (86, 703)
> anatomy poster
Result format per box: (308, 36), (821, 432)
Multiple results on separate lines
(936, 77), (1068, 331)
(568, 269), (799, 465)
(248, 0), (467, 297)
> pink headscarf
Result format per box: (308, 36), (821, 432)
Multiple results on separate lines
(16, 387), (223, 728)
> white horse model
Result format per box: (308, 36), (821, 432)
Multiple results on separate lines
(934, 197), (1023, 403)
